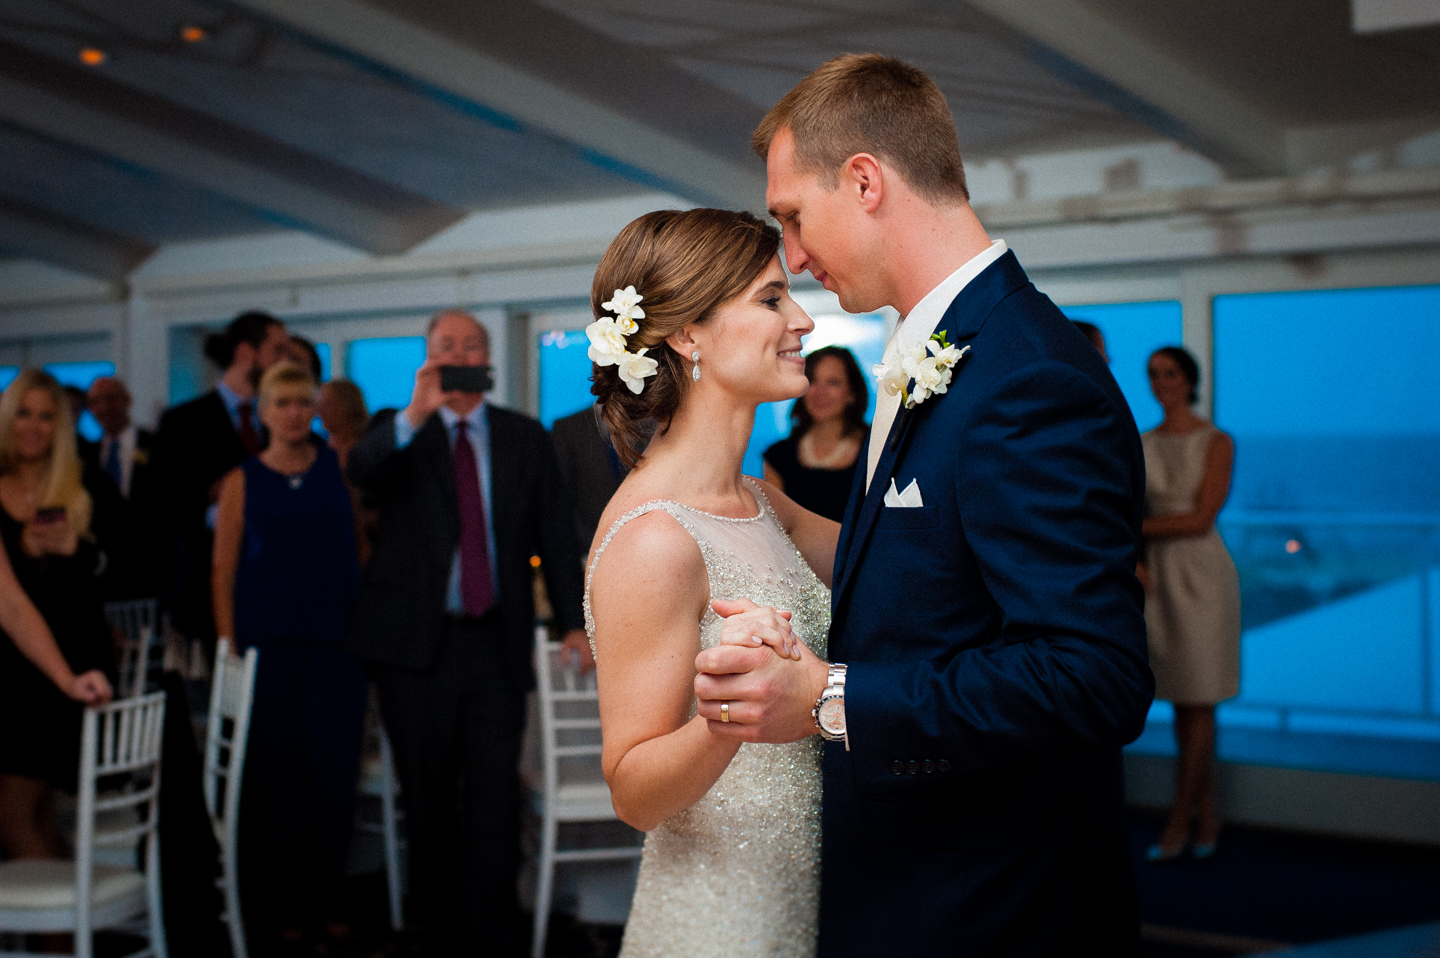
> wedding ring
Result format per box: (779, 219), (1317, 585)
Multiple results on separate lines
(720, 702), (730, 723)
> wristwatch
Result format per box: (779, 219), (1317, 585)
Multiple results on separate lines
(812, 663), (848, 750)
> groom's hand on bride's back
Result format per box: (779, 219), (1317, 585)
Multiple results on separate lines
(696, 598), (829, 744)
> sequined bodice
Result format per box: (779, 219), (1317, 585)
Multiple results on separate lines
(585, 479), (829, 958)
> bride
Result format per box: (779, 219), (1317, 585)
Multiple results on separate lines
(584, 208), (840, 957)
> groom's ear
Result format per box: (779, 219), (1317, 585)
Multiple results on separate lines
(844, 153), (885, 214)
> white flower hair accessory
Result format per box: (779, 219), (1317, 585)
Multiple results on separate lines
(873, 332), (970, 409)
(587, 285), (658, 394)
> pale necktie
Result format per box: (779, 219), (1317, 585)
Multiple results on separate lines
(866, 334), (904, 491)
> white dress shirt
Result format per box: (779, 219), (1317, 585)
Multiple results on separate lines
(865, 240), (1009, 490)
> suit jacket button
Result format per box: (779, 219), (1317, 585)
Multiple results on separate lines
(938, 759), (951, 773)
(922, 759), (935, 774)
(906, 760), (919, 775)
(890, 760), (905, 776)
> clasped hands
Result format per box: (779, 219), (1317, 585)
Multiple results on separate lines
(693, 598), (829, 744)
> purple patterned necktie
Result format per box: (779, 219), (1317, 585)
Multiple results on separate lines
(453, 421), (495, 617)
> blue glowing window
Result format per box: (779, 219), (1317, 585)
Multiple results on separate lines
(45, 360), (116, 442)
(346, 337), (426, 414)
(1213, 284), (1440, 739)
(1059, 301), (1184, 433)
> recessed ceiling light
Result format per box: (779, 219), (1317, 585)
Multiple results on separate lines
(78, 47), (107, 66)
(180, 25), (207, 43)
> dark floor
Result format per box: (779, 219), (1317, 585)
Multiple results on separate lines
(82, 812), (1440, 958)
(1129, 811), (1440, 956)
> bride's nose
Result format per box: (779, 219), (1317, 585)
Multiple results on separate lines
(790, 307), (815, 336)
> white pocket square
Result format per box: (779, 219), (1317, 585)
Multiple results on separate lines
(884, 477), (924, 508)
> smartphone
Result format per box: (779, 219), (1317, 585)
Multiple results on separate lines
(439, 365), (494, 394)
(34, 506), (66, 525)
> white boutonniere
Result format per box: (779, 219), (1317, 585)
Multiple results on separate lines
(873, 331), (970, 409)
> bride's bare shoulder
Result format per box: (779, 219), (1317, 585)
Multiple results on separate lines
(588, 500), (704, 593)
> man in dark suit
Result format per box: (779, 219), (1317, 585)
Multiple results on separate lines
(83, 376), (162, 600)
(153, 311), (289, 641)
(696, 55), (1153, 955)
(550, 404), (624, 568)
(347, 310), (588, 956)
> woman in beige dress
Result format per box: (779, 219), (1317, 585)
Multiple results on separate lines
(1140, 346), (1241, 861)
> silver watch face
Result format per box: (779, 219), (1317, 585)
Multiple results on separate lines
(818, 695), (846, 735)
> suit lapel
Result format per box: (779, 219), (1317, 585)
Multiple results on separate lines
(832, 399), (924, 602)
(418, 413), (458, 518)
(831, 250), (1027, 610)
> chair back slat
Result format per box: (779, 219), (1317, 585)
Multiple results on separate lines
(70, 690), (166, 953)
(106, 599), (162, 698)
(203, 640), (258, 837)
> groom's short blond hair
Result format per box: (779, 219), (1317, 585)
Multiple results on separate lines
(752, 54), (968, 206)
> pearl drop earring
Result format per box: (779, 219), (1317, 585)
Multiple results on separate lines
(691, 351), (701, 382)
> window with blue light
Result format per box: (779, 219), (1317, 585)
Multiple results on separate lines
(1213, 283), (1440, 742)
(45, 360), (116, 442)
(315, 342), (331, 381)
(346, 337), (426, 413)
(1058, 301), (1183, 432)
(535, 312), (891, 476)
(0, 367), (17, 391)
(537, 330), (595, 429)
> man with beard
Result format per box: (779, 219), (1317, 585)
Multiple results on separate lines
(154, 310), (290, 644)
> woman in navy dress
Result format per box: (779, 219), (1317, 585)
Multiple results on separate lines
(212, 362), (367, 952)
(762, 346), (870, 522)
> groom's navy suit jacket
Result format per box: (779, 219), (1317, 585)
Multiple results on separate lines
(820, 251), (1154, 957)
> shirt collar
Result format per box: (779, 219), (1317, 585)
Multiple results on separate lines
(894, 239), (1008, 356)
(438, 401), (487, 432)
(215, 379), (249, 414)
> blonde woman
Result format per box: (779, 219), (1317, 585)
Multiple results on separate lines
(213, 363), (367, 950)
(0, 369), (114, 859)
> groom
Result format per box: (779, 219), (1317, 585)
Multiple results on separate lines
(695, 55), (1154, 955)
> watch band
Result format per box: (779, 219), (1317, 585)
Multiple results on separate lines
(814, 663), (848, 749)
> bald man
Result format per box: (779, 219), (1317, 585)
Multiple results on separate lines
(81, 376), (161, 599)
(347, 310), (587, 956)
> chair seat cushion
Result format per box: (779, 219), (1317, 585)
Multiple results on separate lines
(0, 859), (145, 911)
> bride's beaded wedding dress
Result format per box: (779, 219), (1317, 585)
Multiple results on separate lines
(585, 479), (830, 958)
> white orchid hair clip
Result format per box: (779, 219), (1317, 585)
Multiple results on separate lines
(587, 285), (659, 395)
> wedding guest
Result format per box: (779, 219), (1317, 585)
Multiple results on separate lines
(154, 310), (289, 643)
(1074, 320), (1110, 363)
(0, 370), (114, 859)
(318, 379), (370, 473)
(318, 378), (373, 565)
(551, 406), (660, 562)
(347, 309), (587, 956)
(1140, 346), (1241, 862)
(212, 363), (367, 950)
(86, 377), (157, 502)
(287, 334), (325, 382)
(762, 346), (869, 521)
(84, 376), (161, 599)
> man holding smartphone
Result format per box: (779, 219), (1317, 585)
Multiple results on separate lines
(346, 309), (588, 956)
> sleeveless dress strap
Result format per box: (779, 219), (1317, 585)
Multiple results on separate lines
(583, 500), (722, 658)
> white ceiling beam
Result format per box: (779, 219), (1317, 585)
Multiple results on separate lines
(228, 0), (767, 212)
(956, 0), (1288, 176)
(1352, 0), (1440, 33)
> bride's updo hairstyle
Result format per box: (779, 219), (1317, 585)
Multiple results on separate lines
(591, 208), (780, 466)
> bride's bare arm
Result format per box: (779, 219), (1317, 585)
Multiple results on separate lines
(750, 478), (841, 588)
(593, 511), (746, 832)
